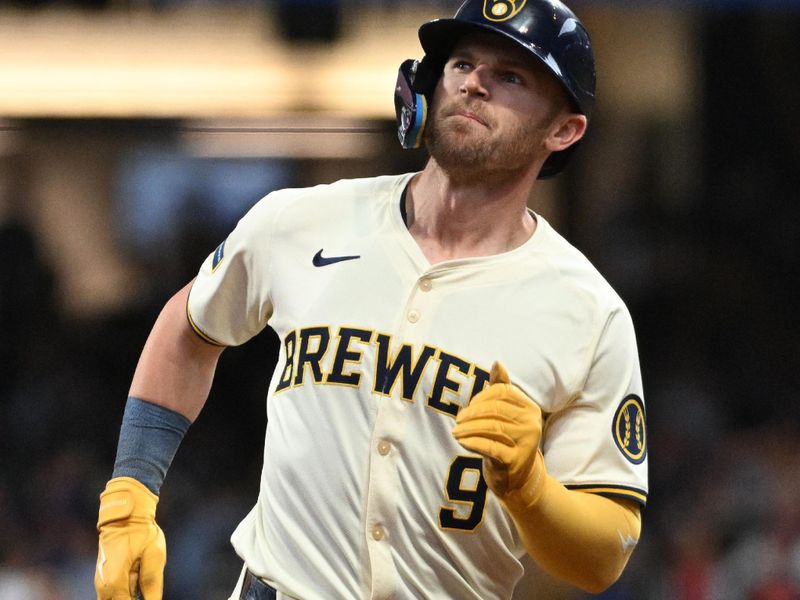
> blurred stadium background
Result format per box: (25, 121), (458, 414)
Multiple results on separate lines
(1, 0), (799, 598)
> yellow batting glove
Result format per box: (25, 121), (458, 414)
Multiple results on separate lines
(95, 477), (166, 600)
(453, 361), (544, 498)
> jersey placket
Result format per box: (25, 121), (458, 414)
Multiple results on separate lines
(362, 270), (440, 599)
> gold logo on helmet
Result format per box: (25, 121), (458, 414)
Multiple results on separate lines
(483, 0), (526, 22)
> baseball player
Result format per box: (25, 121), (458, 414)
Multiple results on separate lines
(95, 0), (648, 598)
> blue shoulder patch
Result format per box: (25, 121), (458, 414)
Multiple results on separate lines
(212, 240), (226, 271)
(612, 394), (647, 464)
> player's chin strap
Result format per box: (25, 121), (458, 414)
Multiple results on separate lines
(394, 57), (438, 149)
(500, 452), (642, 594)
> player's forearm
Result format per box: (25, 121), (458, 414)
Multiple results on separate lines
(129, 281), (225, 422)
(502, 453), (642, 593)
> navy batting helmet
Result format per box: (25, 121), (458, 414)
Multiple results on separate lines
(394, 0), (596, 178)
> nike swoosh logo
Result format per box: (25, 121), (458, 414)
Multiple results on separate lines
(313, 249), (360, 267)
(618, 530), (638, 554)
(97, 541), (107, 583)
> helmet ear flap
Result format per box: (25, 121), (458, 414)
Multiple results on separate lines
(394, 57), (440, 149)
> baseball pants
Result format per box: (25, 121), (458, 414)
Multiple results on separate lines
(229, 566), (279, 600)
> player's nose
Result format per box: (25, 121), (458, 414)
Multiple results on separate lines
(459, 67), (490, 99)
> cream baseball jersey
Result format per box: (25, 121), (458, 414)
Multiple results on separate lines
(187, 173), (648, 600)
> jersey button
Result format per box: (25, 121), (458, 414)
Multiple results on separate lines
(407, 309), (420, 323)
(419, 279), (432, 292)
(372, 526), (385, 541)
(377, 440), (391, 455)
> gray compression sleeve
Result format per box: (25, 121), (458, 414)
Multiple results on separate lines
(111, 396), (192, 495)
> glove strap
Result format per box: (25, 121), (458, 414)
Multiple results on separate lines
(502, 450), (547, 513)
(98, 477), (159, 528)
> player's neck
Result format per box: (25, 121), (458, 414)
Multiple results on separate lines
(405, 160), (538, 265)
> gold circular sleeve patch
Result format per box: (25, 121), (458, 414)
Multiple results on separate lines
(612, 394), (647, 464)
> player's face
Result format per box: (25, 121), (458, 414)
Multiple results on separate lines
(425, 32), (570, 181)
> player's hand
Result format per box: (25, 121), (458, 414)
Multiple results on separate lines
(452, 361), (543, 498)
(95, 477), (166, 600)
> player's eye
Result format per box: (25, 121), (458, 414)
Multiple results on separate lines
(452, 60), (473, 72)
(500, 71), (524, 85)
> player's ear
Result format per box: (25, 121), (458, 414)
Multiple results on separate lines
(544, 113), (587, 153)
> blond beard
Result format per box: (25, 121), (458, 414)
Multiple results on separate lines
(424, 98), (549, 184)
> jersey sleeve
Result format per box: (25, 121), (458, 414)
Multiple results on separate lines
(542, 304), (648, 507)
(186, 194), (281, 347)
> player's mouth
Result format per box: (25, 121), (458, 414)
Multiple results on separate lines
(455, 111), (488, 127)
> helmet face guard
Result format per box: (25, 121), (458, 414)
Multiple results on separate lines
(394, 0), (596, 178)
